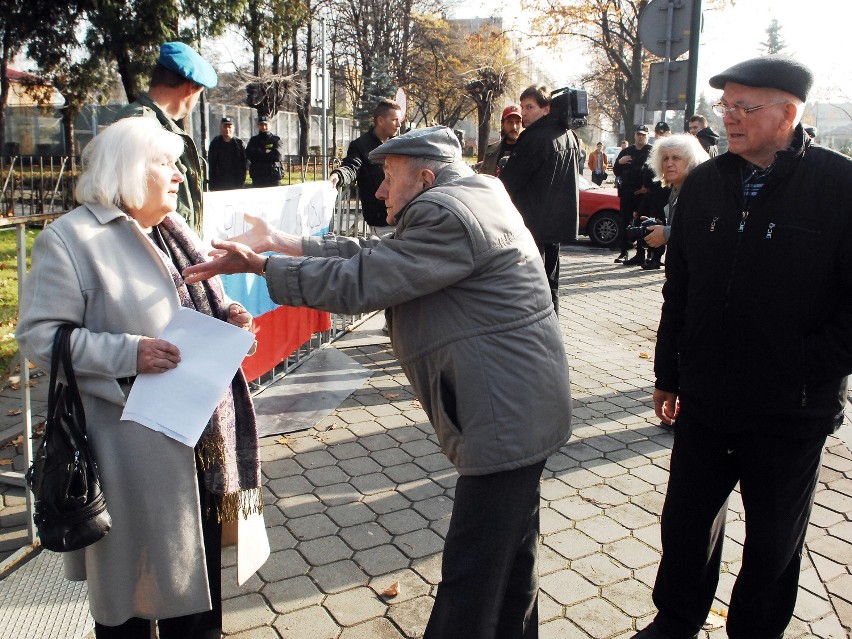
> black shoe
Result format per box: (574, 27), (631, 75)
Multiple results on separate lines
(641, 259), (661, 270)
(614, 251), (629, 263)
(630, 623), (698, 639)
(623, 251), (646, 266)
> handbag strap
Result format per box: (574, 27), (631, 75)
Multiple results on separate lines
(48, 325), (88, 439)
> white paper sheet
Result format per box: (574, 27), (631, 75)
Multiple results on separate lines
(121, 307), (256, 446)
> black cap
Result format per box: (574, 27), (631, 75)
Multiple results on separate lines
(635, 125), (649, 133)
(258, 115), (268, 123)
(654, 121), (670, 132)
(709, 55), (813, 102)
(221, 116), (233, 124)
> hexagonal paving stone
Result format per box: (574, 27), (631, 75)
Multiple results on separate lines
(602, 578), (655, 617)
(355, 543), (411, 576)
(325, 586), (387, 626)
(550, 495), (603, 521)
(310, 559), (370, 594)
(340, 521), (393, 551)
(543, 528), (600, 560)
(572, 553), (632, 587)
(338, 617), (406, 639)
(257, 549), (309, 582)
(273, 605), (340, 639)
(604, 536), (660, 569)
(395, 528), (445, 559)
(575, 515), (631, 544)
(299, 535), (353, 565)
(379, 508), (429, 535)
(540, 568), (599, 606)
(261, 575), (324, 614)
(566, 597), (633, 639)
(287, 513), (340, 541)
(387, 594), (434, 637)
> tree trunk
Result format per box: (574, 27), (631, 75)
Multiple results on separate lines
(0, 32), (11, 157)
(115, 48), (137, 103)
(477, 100), (492, 161)
(298, 22), (313, 158)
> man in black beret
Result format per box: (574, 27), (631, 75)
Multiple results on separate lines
(246, 115), (284, 187)
(636, 55), (852, 639)
(208, 117), (247, 191)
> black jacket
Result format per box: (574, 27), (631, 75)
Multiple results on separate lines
(208, 135), (247, 191)
(697, 127), (720, 156)
(499, 115), (579, 243)
(655, 127), (852, 437)
(612, 143), (652, 196)
(332, 127), (388, 227)
(246, 132), (284, 186)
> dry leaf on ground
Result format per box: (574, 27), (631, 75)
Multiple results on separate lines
(0, 458), (12, 466)
(381, 581), (400, 597)
(7, 409), (21, 416)
(639, 352), (650, 359)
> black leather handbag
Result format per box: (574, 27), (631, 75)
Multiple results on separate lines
(25, 325), (111, 552)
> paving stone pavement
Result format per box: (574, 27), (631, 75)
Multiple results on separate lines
(2, 242), (851, 638)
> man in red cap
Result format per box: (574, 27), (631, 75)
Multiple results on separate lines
(479, 104), (523, 177)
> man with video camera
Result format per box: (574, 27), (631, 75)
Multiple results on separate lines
(500, 85), (580, 315)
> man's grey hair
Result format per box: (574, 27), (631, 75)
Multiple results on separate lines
(406, 157), (473, 179)
(648, 134), (710, 187)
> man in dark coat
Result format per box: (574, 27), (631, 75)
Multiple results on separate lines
(208, 116), (246, 190)
(246, 115), (284, 187)
(479, 104), (522, 177)
(500, 85), (579, 314)
(329, 99), (402, 231)
(634, 55), (852, 639)
(612, 125), (653, 264)
(688, 114), (720, 157)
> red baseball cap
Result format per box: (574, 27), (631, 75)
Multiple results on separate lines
(501, 104), (522, 120)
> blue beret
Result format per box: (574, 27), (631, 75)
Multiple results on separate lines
(369, 126), (461, 164)
(157, 42), (217, 89)
(709, 55), (813, 102)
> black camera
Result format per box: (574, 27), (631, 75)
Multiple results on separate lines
(550, 87), (589, 130)
(625, 218), (658, 242)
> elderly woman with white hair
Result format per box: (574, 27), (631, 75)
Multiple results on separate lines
(17, 117), (264, 639)
(641, 133), (710, 268)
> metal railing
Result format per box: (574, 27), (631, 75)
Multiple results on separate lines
(0, 155), (344, 219)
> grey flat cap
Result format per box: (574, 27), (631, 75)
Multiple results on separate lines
(709, 55), (813, 102)
(369, 126), (461, 164)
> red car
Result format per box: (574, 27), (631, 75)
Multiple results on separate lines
(577, 175), (621, 248)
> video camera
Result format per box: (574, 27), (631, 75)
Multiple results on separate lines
(625, 218), (660, 242)
(550, 87), (589, 130)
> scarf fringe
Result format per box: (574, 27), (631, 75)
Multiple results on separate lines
(218, 487), (265, 523)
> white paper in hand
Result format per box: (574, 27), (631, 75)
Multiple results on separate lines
(121, 307), (256, 446)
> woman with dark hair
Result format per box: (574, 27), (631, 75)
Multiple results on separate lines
(17, 116), (264, 639)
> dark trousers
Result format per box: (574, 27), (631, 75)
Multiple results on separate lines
(424, 460), (546, 639)
(591, 171), (606, 186)
(95, 468), (223, 639)
(652, 412), (826, 639)
(538, 242), (560, 315)
(618, 193), (641, 251)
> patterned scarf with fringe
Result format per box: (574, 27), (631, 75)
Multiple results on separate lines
(151, 215), (263, 523)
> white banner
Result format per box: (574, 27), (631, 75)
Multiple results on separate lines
(202, 181), (337, 242)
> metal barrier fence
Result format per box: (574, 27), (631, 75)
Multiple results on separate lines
(0, 155), (345, 219)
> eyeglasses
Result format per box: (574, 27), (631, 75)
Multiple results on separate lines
(711, 101), (787, 118)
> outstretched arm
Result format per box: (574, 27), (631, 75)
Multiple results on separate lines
(183, 239), (267, 283)
(228, 213), (304, 256)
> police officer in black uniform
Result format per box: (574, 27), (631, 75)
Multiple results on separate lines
(246, 115), (284, 187)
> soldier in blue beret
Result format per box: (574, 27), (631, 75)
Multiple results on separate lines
(117, 42), (218, 233)
(635, 55), (852, 639)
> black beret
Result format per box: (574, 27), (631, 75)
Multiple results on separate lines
(221, 116), (233, 124)
(709, 55), (813, 102)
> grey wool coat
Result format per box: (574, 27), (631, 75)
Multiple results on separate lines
(264, 165), (573, 476)
(17, 204), (262, 625)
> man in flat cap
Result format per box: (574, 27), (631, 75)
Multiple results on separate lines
(118, 41), (217, 233)
(635, 55), (852, 639)
(208, 117), (247, 191)
(246, 115), (284, 187)
(183, 125), (573, 639)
